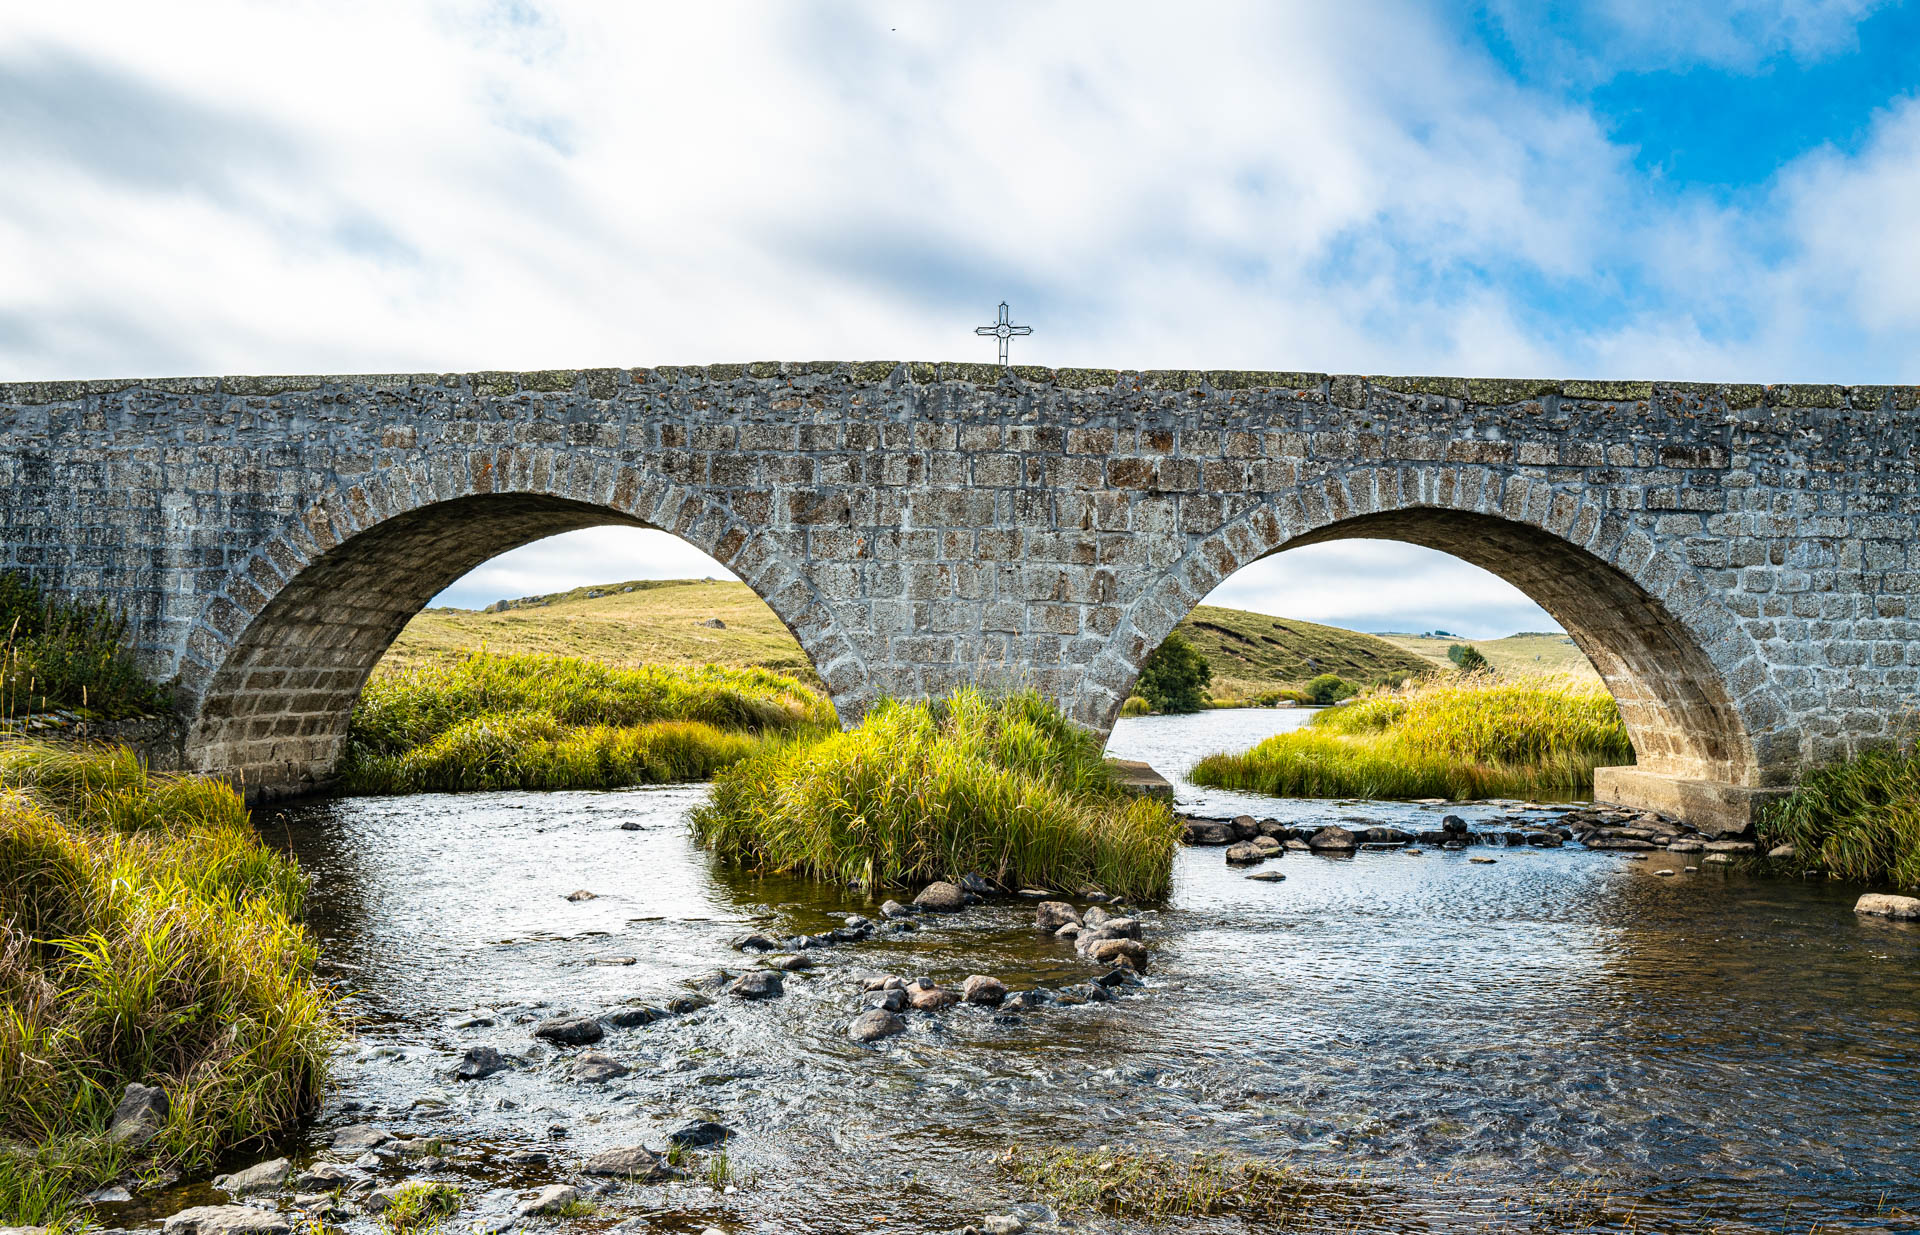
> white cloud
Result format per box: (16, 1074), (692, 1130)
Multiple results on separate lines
(429, 528), (737, 609)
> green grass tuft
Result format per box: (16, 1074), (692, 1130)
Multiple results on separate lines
(1191, 673), (1632, 801)
(342, 652), (834, 793)
(0, 741), (334, 1225)
(692, 689), (1182, 901)
(1763, 736), (1920, 891)
(378, 1182), (461, 1235)
(1001, 1144), (1365, 1223)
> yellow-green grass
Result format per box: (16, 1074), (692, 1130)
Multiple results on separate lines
(377, 1181), (462, 1235)
(343, 652), (835, 794)
(1172, 605), (1432, 699)
(692, 690), (1183, 901)
(0, 741), (334, 1225)
(1001, 1145), (1365, 1224)
(1373, 630), (1600, 680)
(381, 579), (818, 682)
(1763, 735), (1920, 891)
(1191, 673), (1632, 801)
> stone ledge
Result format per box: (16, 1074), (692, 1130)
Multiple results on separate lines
(1593, 766), (1790, 839)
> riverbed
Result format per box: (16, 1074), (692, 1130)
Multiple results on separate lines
(136, 709), (1920, 1233)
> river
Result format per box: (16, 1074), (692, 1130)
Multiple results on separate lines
(139, 709), (1920, 1233)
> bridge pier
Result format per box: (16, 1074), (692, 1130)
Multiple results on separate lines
(1593, 767), (1790, 839)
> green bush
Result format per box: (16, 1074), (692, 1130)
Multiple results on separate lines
(1135, 633), (1212, 714)
(0, 741), (334, 1225)
(1191, 674), (1631, 801)
(342, 652), (834, 793)
(1302, 673), (1354, 705)
(692, 689), (1183, 901)
(1119, 695), (1152, 718)
(0, 573), (169, 720)
(1448, 643), (1490, 673)
(1763, 737), (1920, 891)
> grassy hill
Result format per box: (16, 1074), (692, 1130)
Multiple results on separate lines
(383, 580), (1566, 701)
(1171, 604), (1434, 702)
(1373, 630), (1599, 680)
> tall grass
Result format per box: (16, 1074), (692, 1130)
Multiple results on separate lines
(692, 689), (1182, 901)
(1190, 673), (1632, 801)
(1763, 736), (1920, 891)
(0, 741), (334, 1225)
(0, 572), (170, 720)
(342, 652), (834, 793)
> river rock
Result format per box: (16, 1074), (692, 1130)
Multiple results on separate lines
(1229, 815), (1260, 840)
(733, 933), (780, 952)
(908, 985), (959, 1011)
(982, 1216), (1027, 1235)
(665, 995), (711, 1014)
(581, 1146), (673, 1179)
(1054, 922), (1082, 938)
(1309, 826), (1356, 852)
(604, 1005), (668, 1028)
(565, 889), (597, 902)
(1224, 841), (1266, 865)
(1469, 856), (1496, 864)
(1855, 893), (1920, 920)
(865, 987), (907, 1012)
(214, 1159), (289, 1196)
(961, 975), (1008, 1006)
(769, 953), (813, 971)
(667, 1121), (735, 1148)
(1090, 916), (1141, 939)
(1256, 818), (1288, 838)
(1768, 843), (1798, 859)
(1441, 814), (1469, 835)
(1703, 840), (1758, 854)
(332, 1125), (391, 1151)
(571, 1052), (630, 1083)
(163, 1207), (290, 1235)
(1251, 835), (1284, 856)
(1085, 938), (1149, 971)
(516, 1185), (580, 1217)
(1284, 838), (1310, 851)
(1246, 870), (1287, 881)
(958, 871), (1000, 895)
(1667, 839), (1705, 853)
(86, 1185), (135, 1203)
(861, 973), (900, 991)
(453, 1046), (513, 1081)
(1035, 901), (1081, 931)
(879, 899), (913, 919)
(533, 1016), (604, 1046)
(1082, 906), (1111, 928)
(847, 1009), (907, 1042)
(1586, 837), (1657, 850)
(109, 1081), (169, 1146)
(294, 1164), (355, 1190)
(728, 971), (785, 1000)
(1704, 853), (1732, 864)
(913, 881), (968, 912)
(1181, 818), (1234, 845)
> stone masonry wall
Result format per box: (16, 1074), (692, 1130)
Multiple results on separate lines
(1, 362), (1914, 801)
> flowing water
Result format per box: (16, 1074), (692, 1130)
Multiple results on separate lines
(129, 710), (1920, 1233)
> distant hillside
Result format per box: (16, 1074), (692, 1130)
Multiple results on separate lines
(383, 580), (1555, 700)
(1373, 630), (1599, 680)
(1172, 604), (1434, 699)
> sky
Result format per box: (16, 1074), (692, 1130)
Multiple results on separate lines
(5, 2), (1916, 636)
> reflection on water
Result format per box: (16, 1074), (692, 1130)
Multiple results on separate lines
(224, 711), (1918, 1233)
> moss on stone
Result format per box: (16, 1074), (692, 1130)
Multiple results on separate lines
(907, 362), (939, 384)
(581, 368), (621, 400)
(1562, 379), (1654, 402)
(945, 362), (1005, 385)
(1467, 378), (1559, 404)
(850, 361), (898, 383)
(517, 370), (579, 393)
(1372, 375), (1468, 399)
(704, 363), (745, 382)
(222, 375), (331, 397)
(1768, 383), (1843, 408)
(1724, 383), (1766, 409)
(1054, 368), (1120, 390)
(792, 361), (841, 376)
(1009, 365), (1053, 384)
(1140, 370), (1204, 391)
(747, 361), (783, 379)
(471, 371), (519, 397)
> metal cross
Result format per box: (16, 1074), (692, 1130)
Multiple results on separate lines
(974, 301), (1032, 365)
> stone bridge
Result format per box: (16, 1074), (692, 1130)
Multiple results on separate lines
(3, 362), (1915, 829)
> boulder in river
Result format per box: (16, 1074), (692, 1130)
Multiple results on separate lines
(162, 1206), (290, 1235)
(769, 953), (814, 971)
(865, 987), (907, 1012)
(1229, 815), (1260, 840)
(453, 1046), (513, 1081)
(516, 1185), (580, 1217)
(533, 1016), (604, 1046)
(908, 985), (960, 1011)
(565, 889), (597, 902)
(109, 1081), (169, 1146)
(1035, 901), (1081, 931)
(331, 1125), (391, 1151)
(1224, 841), (1266, 865)
(1855, 893), (1920, 920)
(581, 1146), (673, 1180)
(913, 881), (968, 912)
(667, 1121), (735, 1148)
(847, 1009), (907, 1043)
(1246, 870), (1287, 882)
(214, 1159), (289, 1196)
(570, 1052), (631, 1083)
(1085, 938), (1149, 971)
(961, 975), (1008, 1006)
(733, 933), (780, 953)
(604, 1005), (668, 1028)
(1308, 826), (1357, 852)
(1180, 818), (1234, 846)
(879, 900), (913, 919)
(727, 971), (785, 1000)
(958, 871), (1000, 895)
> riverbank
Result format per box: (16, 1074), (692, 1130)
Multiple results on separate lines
(342, 653), (834, 793)
(1188, 674), (1631, 801)
(0, 741), (334, 1226)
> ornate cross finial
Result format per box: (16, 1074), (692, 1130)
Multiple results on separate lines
(973, 301), (1032, 365)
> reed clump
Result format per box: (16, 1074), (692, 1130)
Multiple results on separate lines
(342, 652), (834, 793)
(0, 741), (334, 1225)
(0, 572), (170, 721)
(1763, 735), (1920, 891)
(1190, 673), (1632, 801)
(692, 689), (1182, 901)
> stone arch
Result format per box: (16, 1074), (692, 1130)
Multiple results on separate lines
(178, 457), (864, 798)
(1078, 466), (1775, 807)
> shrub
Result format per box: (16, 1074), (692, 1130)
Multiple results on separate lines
(1119, 695), (1152, 718)
(1135, 633), (1211, 714)
(1302, 673), (1354, 705)
(341, 652), (834, 793)
(1191, 673), (1631, 801)
(1763, 737), (1920, 891)
(0, 573), (169, 720)
(692, 689), (1183, 901)
(1448, 644), (1491, 673)
(0, 741), (333, 1225)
